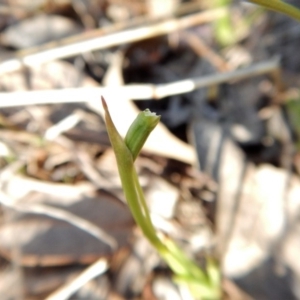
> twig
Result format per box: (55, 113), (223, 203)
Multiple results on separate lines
(0, 8), (228, 75)
(183, 31), (233, 72)
(45, 258), (108, 300)
(0, 58), (280, 107)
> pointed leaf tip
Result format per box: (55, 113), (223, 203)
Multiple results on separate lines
(101, 96), (108, 111)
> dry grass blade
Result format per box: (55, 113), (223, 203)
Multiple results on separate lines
(155, 57), (280, 98)
(0, 58), (280, 107)
(0, 8), (227, 75)
(45, 258), (108, 300)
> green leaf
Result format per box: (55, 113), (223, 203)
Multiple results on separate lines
(101, 96), (220, 300)
(125, 109), (160, 161)
(247, 0), (300, 21)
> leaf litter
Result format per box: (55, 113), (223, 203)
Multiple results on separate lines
(0, 1), (300, 299)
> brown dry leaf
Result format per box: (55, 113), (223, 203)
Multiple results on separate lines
(192, 114), (300, 298)
(0, 190), (133, 267)
(219, 161), (300, 299)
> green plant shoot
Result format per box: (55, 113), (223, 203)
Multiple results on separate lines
(101, 96), (220, 300)
(247, 0), (300, 21)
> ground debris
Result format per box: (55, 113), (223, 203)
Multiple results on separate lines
(0, 1), (300, 299)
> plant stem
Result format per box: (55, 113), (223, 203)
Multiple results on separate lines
(101, 96), (220, 299)
(248, 0), (300, 21)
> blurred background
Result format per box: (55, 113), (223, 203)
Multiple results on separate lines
(0, 0), (300, 299)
